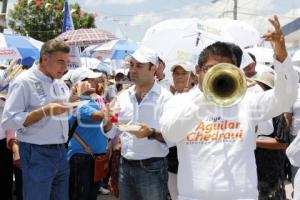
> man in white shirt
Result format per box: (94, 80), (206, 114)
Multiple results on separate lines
(104, 47), (172, 200)
(160, 16), (298, 200)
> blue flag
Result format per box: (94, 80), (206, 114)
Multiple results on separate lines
(62, 0), (74, 32)
(62, 0), (81, 69)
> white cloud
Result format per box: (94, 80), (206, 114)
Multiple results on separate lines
(129, 12), (162, 26)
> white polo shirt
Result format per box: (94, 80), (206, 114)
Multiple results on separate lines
(161, 58), (298, 200)
(107, 82), (172, 160)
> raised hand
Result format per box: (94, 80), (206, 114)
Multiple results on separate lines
(72, 81), (95, 96)
(261, 15), (287, 63)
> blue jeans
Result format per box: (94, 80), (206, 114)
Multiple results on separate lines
(69, 153), (100, 200)
(119, 156), (168, 200)
(20, 143), (69, 200)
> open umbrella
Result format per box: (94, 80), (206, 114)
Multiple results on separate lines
(94, 39), (138, 60)
(141, 18), (230, 78)
(0, 33), (42, 66)
(56, 28), (118, 47)
(82, 39), (138, 60)
(203, 18), (260, 48)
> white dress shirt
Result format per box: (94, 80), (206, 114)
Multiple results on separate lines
(107, 82), (172, 160)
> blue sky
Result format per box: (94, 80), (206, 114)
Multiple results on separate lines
(8, 0), (300, 42)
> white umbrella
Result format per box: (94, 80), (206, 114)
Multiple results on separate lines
(203, 18), (260, 48)
(141, 18), (230, 78)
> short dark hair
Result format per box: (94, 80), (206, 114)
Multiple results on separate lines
(40, 39), (70, 63)
(226, 43), (242, 67)
(198, 41), (237, 68)
(248, 53), (256, 63)
(158, 57), (165, 67)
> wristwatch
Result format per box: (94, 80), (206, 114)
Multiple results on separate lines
(147, 128), (156, 140)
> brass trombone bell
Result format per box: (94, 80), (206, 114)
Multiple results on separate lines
(202, 63), (247, 107)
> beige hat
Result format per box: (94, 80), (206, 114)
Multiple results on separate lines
(170, 61), (194, 73)
(70, 67), (103, 84)
(254, 71), (274, 88)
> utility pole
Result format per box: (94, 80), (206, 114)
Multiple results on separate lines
(0, 0), (7, 33)
(1, 0), (7, 14)
(212, 0), (238, 20)
(233, 0), (237, 20)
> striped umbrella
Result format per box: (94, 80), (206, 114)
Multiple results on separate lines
(0, 33), (42, 66)
(56, 28), (118, 47)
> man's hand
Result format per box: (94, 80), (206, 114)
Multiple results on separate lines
(44, 102), (71, 116)
(24, 102), (71, 127)
(128, 123), (152, 138)
(261, 15), (287, 63)
(102, 103), (117, 133)
(11, 142), (21, 169)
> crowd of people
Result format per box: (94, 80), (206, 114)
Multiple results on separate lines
(0, 15), (300, 200)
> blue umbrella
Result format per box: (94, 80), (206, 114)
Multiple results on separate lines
(0, 33), (42, 66)
(111, 50), (135, 60)
(87, 39), (138, 60)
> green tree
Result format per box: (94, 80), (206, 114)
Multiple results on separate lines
(8, 0), (96, 42)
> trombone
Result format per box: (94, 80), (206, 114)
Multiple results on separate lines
(202, 63), (254, 107)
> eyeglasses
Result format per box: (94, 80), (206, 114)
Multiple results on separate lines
(201, 64), (214, 73)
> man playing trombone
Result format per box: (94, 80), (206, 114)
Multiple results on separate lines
(159, 15), (298, 200)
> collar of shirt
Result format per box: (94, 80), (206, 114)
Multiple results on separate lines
(128, 81), (161, 98)
(32, 65), (53, 83)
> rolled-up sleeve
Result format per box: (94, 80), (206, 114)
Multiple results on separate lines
(1, 82), (29, 130)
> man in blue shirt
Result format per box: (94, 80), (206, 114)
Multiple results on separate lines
(1, 39), (72, 200)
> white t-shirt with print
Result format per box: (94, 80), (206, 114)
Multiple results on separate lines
(160, 58), (298, 200)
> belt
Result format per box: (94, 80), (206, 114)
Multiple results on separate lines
(121, 156), (164, 165)
(39, 143), (65, 148)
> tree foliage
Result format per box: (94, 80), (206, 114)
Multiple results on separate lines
(8, 0), (96, 42)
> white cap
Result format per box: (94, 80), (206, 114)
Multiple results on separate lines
(170, 61), (194, 73)
(254, 71), (274, 89)
(240, 50), (255, 70)
(62, 70), (74, 81)
(131, 47), (158, 65)
(70, 67), (103, 84)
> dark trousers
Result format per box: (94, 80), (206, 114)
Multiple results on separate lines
(69, 153), (100, 200)
(14, 167), (23, 200)
(20, 143), (69, 200)
(0, 138), (13, 200)
(119, 156), (168, 200)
